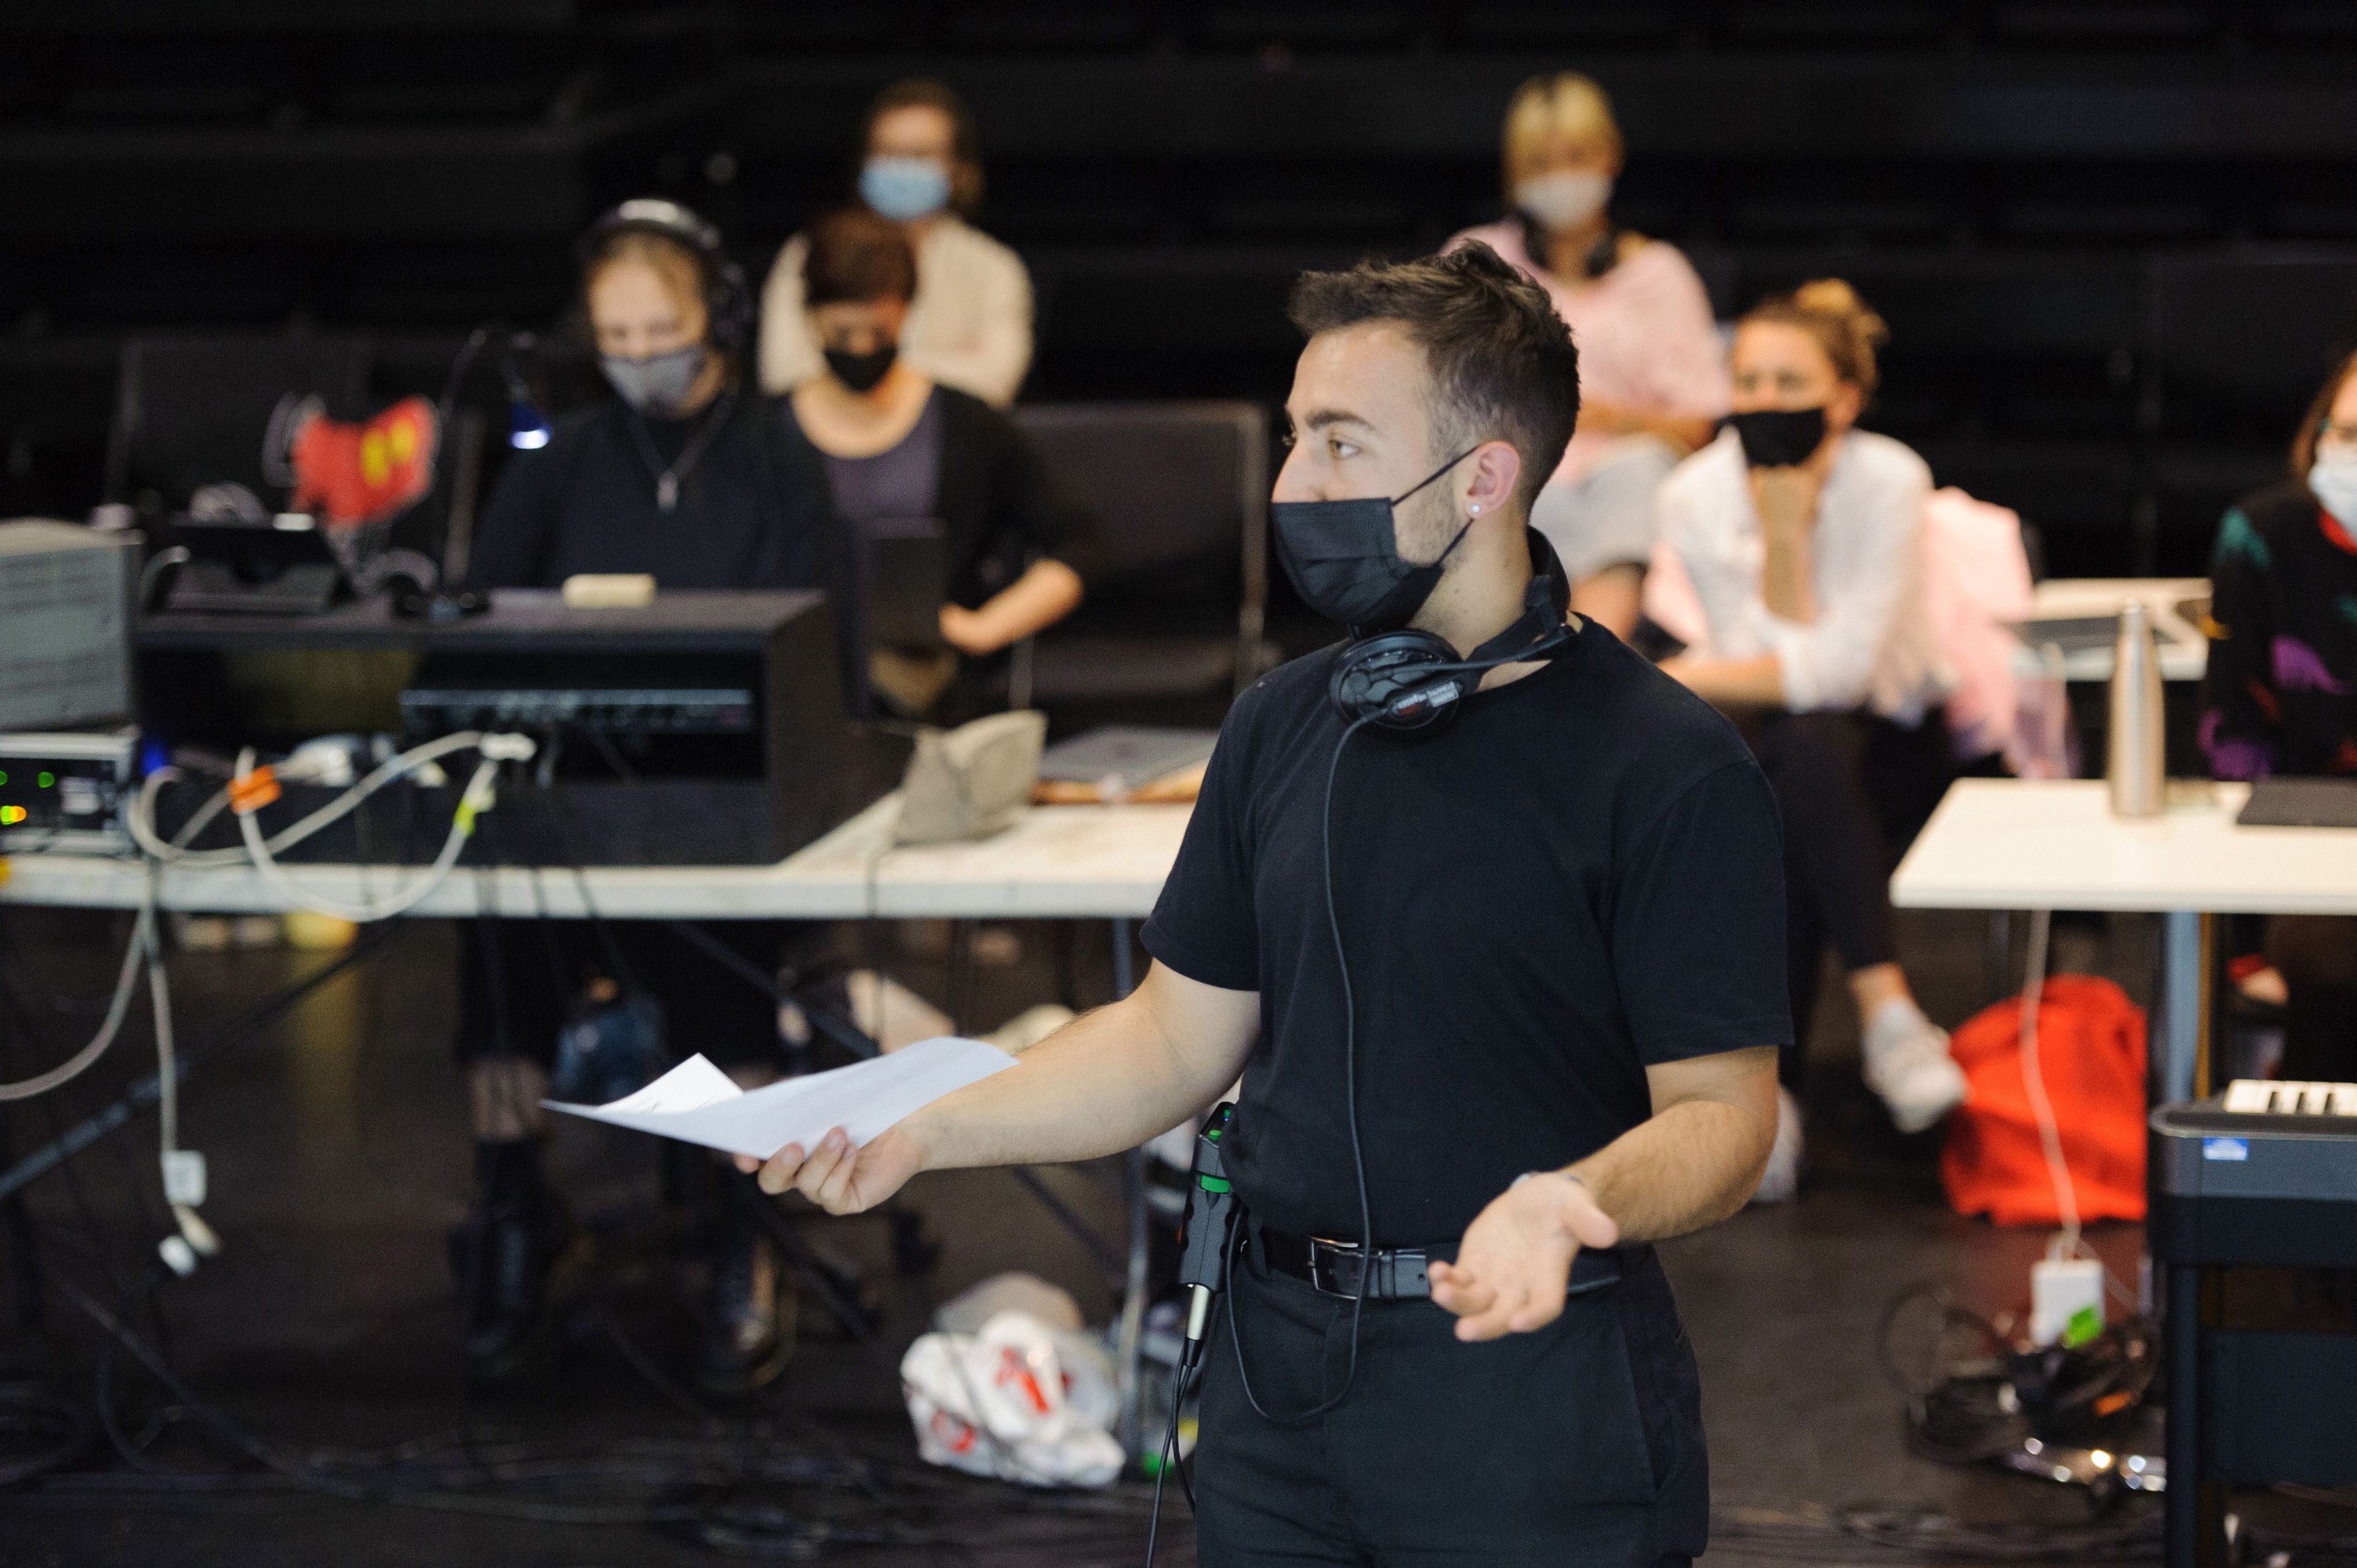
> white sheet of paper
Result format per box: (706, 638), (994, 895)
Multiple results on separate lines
(543, 1035), (1016, 1160)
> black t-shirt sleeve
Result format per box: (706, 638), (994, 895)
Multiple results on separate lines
(1140, 692), (1263, 992)
(1610, 757), (1792, 1065)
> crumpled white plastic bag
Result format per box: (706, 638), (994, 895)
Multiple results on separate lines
(901, 1309), (1124, 1487)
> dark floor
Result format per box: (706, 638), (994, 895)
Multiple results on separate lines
(0, 902), (2234, 1565)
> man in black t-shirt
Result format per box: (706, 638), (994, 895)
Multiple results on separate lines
(744, 244), (1789, 1566)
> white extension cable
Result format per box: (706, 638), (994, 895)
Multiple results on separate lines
(123, 728), (501, 868)
(2016, 906), (2082, 1257)
(2, 730), (532, 1279)
(0, 898), (157, 1102)
(231, 744), (500, 923)
(143, 900), (218, 1273)
(2018, 905), (2141, 1321)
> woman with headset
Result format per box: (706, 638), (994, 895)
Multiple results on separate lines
(459, 199), (850, 1394)
(1447, 72), (1730, 639)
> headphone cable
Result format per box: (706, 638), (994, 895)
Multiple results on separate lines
(1225, 711), (1379, 1426)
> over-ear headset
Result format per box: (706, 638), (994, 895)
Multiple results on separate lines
(578, 198), (754, 352)
(1326, 527), (1576, 737)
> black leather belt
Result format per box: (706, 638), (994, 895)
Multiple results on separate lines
(1259, 1227), (1629, 1302)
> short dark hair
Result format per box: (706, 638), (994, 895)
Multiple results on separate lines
(1287, 243), (1580, 512)
(863, 77), (983, 215)
(803, 207), (918, 307)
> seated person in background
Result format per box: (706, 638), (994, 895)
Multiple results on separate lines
(1449, 71), (1728, 639)
(1649, 279), (1963, 1195)
(460, 199), (852, 1392)
(761, 79), (1032, 409)
(789, 206), (1093, 716)
(2202, 348), (2357, 1083)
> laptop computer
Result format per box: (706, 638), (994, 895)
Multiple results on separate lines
(2238, 778), (2357, 828)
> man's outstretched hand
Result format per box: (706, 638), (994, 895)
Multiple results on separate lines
(733, 1122), (926, 1215)
(1426, 1172), (1619, 1342)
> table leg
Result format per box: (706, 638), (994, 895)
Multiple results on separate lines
(2164, 1261), (2231, 1567)
(2156, 911), (2201, 1107)
(1110, 917), (1150, 1459)
(1983, 910), (2014, 1005)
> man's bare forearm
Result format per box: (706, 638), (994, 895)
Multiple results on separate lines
(1564, 1056), (1778, 1242)
(902, 971), (1253, 1174)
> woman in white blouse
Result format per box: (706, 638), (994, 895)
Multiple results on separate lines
(761, 79), (1032, 408)
(1648, 279), (1962, 1196)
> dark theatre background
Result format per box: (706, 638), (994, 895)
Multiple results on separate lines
(9, 2), (2357, 577)
(4, 4), (2357, 1567)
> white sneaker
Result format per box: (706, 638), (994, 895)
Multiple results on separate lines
(1862, 998), (1968, 1134)
(1750, 1086), (1803, 1205)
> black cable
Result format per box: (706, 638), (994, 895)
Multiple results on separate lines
(1226, 712), (1378, 1426)
(1142, 1340), (1193, 1565)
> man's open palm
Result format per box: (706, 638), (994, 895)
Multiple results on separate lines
(1427, 1173), (1620, 1342)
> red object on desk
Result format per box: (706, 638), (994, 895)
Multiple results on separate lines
(286, 395), (438, 528)
(1941, 975), (2149, 1227)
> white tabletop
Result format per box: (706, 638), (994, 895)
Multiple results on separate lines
(2007, 578), (2208, 683)
(0, 795), (1193, 922)
(1891, 778), (2357, 916)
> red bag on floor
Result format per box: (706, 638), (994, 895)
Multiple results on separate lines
(1940, 975), (2148, 1226)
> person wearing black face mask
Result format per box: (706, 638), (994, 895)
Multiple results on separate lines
(1645, 280), (1962, 1199)
(735, 244), (1790, 1568)
(458, 204), (858, 1396)
(788, 207), (1094, 715)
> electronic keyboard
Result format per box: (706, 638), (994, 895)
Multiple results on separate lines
(2151, 1081), (2357, 1268)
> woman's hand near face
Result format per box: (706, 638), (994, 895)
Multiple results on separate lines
(1749, 464), (1822, 539)
(1752, 465), (1821, 624)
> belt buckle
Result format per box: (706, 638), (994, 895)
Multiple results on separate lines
(1308, 1235), (1357, 1297)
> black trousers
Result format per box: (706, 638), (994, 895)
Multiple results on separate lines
(1747, 709), (1954, 1077)
(1192, 1238), (1705, 1567)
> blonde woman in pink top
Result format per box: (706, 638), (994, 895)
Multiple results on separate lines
(1449, 72), (1729, 637)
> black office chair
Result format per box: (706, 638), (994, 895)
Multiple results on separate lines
(1008, 401), (1274, 706)
(103, 331), (374, 516)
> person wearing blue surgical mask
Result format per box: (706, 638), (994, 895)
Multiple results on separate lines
(761, 79), (1033, 408)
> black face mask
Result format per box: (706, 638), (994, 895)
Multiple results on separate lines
(825, 344), (897, 393)
(1271, 447), (1479, 632)
(1728, 406), (1828, 468)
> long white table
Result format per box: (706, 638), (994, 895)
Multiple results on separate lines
(1891, 778), (2357, 1101)
(0, 795), (1192, 921)
(0, 791), (1193, 1453)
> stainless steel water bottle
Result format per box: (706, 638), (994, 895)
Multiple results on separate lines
(2107, 598), (2165, 817)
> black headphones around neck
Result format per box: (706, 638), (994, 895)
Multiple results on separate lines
(1326, 528), (1577, 738)
(578, 197), (754, 352)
